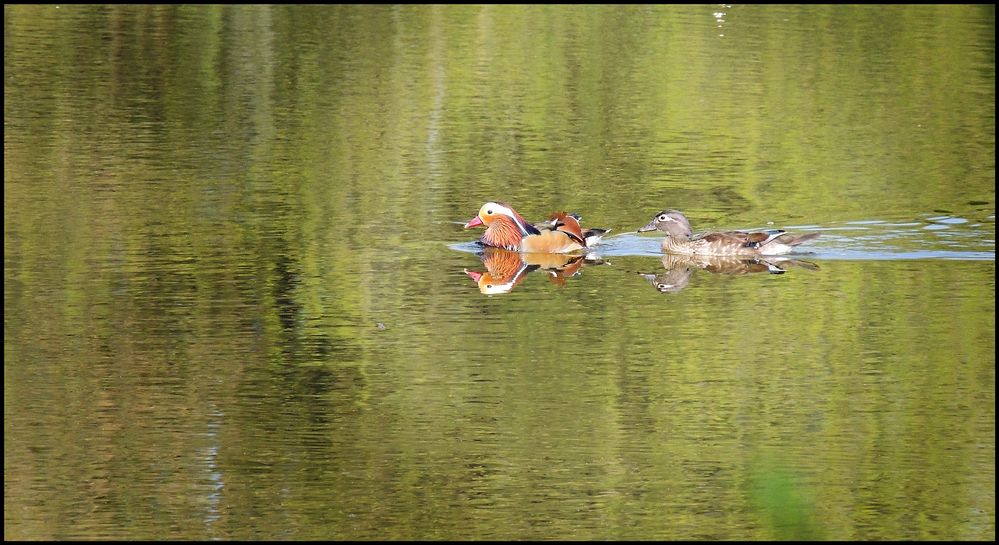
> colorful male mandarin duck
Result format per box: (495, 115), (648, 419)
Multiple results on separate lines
(637, 209), (819, 256)
(464, 202), (609, 253)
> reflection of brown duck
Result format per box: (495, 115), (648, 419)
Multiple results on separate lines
(640, 253), (818, 294)
(464, 247), (602, 294)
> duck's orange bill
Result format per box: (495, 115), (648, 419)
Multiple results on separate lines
(464, 216), (484, 228)
(464, 269), (483, 282)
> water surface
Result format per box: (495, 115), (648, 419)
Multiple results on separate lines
(4, 4), (994, 541)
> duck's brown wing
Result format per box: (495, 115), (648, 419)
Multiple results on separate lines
(545, 212), (587, 246)
(697, 230), (786, 248)
(696, 230), (753, 245)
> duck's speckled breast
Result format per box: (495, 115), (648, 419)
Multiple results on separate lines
(662, 236), (762, 256)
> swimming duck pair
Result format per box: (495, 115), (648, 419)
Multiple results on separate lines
(464, 201), (819, 256)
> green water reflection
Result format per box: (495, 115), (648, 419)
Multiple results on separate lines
(4, 4), (994, 541)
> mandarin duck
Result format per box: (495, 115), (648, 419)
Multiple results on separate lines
(464, 202), (609, 253)
(638, 209), (819, 256)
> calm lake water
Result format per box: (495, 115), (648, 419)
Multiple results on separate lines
(4, 4), (994, 541)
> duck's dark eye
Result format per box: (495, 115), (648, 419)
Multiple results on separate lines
(658, 214), (668, 221)
(486, 284), (493, 289)
(486, 209), (493, 215)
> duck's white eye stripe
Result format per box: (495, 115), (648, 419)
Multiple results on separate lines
(488, 203), (535, 237)
(491, 203), (515, 217)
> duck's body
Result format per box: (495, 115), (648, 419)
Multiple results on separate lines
(638, 209), (818, 256)
(536, 213), (610, 248)
(464, 202), (609, 253)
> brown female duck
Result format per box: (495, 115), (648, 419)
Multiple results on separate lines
(638, 209), (819, 256)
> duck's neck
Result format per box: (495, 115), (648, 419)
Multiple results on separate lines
(664, 224), (693, 240)
(662, 236), (696, 255)
(481, 217), (526, 250)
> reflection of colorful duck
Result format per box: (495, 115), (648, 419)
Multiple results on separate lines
(638, 209), (819, 256)
(464, 247), (603, 295)
(640, 253), (818, 294)
(464, 202), (609, 253)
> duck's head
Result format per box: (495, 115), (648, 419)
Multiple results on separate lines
(463, 201), (537, 238)
(464, 201), (515, 228)
(638, 209), (693, 237)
